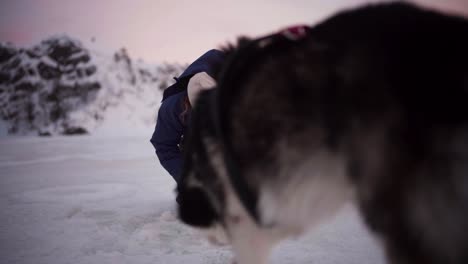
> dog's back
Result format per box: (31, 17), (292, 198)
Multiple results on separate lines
(179, 3), (468, 264)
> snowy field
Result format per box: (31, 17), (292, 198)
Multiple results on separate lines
(0, 135), (385, 264)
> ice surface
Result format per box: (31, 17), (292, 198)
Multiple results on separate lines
(0, 136), (385, 264)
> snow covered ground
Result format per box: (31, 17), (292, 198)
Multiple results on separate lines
(0, 135), (385, 264)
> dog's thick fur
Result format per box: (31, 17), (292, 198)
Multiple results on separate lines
(178, 2), (468, 264)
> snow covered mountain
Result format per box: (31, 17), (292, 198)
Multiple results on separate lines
(0, 35), (185, 136)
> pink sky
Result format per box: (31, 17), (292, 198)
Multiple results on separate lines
(1, 0), (467, 63)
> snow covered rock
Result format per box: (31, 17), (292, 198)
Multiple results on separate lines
(0, 35), (185, 136)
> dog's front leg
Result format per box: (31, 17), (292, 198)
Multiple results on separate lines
(227, 214), (279, 264)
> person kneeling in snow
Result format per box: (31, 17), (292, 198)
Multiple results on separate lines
(150, 49), (226, 194)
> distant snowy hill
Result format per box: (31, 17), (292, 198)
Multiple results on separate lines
(0, 35), (186, 136)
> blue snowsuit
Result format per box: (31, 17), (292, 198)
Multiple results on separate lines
(150, 49), (225, 183)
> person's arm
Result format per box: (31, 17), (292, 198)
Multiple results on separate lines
(150, 93), (185, 183)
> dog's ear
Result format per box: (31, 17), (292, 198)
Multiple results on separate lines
(178, 187), (218, 228)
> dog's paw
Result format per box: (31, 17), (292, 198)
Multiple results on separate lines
(199, 224), (229, 246)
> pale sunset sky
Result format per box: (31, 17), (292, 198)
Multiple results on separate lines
(1, 0), (467, 63)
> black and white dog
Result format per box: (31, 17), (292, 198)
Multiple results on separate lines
(177, 2), (468, 264)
